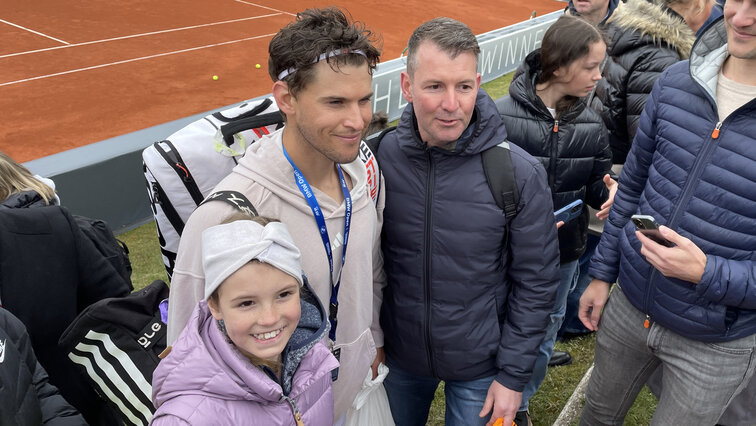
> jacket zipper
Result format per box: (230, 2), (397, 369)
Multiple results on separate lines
(548, 119), (559, 189)
(281, 394), (305, 426)
(423, 150), (437, 377)
(642, 121), (723, 320)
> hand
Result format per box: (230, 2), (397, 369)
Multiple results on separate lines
(579, 279), (611, 330)
(479, 380), (521, 426)
(556, 220), (565, 229)
(636, 226), (707, 283)
(371, 347), (385, 380)
(596, 174), (618, 220)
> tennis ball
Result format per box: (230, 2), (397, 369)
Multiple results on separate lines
(212, 75), (219, 81)
(255, 64), (261, 69)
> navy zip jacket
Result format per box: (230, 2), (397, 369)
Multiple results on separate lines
(590, 18), (756, 342)
(379, 90), (560, 391)
(496, 50), (613, 264)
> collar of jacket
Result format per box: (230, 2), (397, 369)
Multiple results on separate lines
(0, 190), (48, 209)
(509, 49), (588, 122)
(399, 89), (507, 157)
(606, 0), (696, 59)
(689, 16), (729, 103)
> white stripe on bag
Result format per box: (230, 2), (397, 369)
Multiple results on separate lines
(83, 330), (154, 399)
(68, 353), (147, 426)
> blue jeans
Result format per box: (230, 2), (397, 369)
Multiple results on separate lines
(559, 234), (600, 338)
(580, 287), (756, 425)
(384, 357), (494, 426)
(519, 259), (579, 411)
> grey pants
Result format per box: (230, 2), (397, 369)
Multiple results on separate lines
(647, 363), (756, 425)
(580, 287), (756, 426)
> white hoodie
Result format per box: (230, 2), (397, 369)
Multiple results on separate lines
(167, 128), (386, 419)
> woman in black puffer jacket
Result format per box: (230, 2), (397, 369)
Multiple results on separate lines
(494, 15), (615, 419)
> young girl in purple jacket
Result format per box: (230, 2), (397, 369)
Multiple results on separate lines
(151, 215), (338, 425)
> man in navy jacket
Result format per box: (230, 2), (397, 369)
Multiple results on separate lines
(579, 2), (756, 424)
(378, 18), (560, 426)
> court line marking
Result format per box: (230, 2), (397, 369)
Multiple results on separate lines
(0, 13), (282, 60)
(234, 0), (295, 16)
(0, 33), (276, 87)
(0, 18), (70, 45)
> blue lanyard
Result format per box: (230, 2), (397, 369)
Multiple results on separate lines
(282, 144), (351, 341)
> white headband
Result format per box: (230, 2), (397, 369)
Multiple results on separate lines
(202, 220), (304, 300)
(277, 48), (367, 81)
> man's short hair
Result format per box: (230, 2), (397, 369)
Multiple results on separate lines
(405, 17), (480, 76)
(268, 7), (381, 96)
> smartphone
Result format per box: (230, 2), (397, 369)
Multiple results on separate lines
(631, 214), (674, 247)
(554, 200), (584, 224)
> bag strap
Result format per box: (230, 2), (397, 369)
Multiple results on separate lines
(212, 98), (274, 122)
(482, 141), (520, 220)
(362, 127), (394, 206)
(200, 190), (259, 218)
(152, 139), (205, 206)
(220, 111), (285, 146)
(364, 126), (395, 155)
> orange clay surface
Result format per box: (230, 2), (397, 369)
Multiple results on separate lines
(1, 0), (564, 162)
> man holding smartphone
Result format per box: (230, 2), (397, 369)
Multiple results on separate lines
(578, 2), (756, 424)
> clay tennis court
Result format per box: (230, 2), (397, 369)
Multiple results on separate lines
(1, 0), (564, 163)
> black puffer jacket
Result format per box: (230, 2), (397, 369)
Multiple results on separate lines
(496, 50), (613, 263)
(0, 308), (87, 425)
(379, 90), (560, 391)
(592, 0), (695, 164)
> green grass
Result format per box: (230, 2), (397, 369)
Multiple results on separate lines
(118, 69), (657, 425)
(119, 221), (168, 290)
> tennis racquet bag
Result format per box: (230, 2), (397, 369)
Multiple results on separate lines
(59, 279), (170, 426)
(142, 97), (284, 278)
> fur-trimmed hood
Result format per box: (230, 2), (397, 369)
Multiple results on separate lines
(607, 0), (695, 59)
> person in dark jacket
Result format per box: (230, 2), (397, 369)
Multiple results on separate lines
(559, 0), (698, 347)
(495, 15), (615, 424)
(579, 4), (756, 423)
(566, 0), (622, 26)
(591, 0), (696, 164)
(379, 18), (560, 426)
(0, 308), (87, 426)
(0, 206), (131, 425)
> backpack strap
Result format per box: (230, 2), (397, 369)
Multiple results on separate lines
(482, 141), (520, 219)
(364, 126), (395, 155)
(361, 126), (395, 205)
(200, 190), (259, 218)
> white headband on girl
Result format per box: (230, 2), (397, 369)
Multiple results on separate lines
(202, 220), (304, 300)
(277, 48), (367, 81)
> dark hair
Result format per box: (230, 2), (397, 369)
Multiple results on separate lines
(538, 15), (606, 115)
(406, 17), (480, 75)
(268, 7), (381, 96)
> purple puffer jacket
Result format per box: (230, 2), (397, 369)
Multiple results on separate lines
(151, 297), (338, 426)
